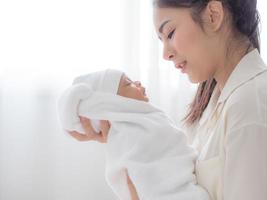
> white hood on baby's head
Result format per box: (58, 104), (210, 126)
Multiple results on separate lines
(72, 69), (124, 95)
(60, 68), (124, 133)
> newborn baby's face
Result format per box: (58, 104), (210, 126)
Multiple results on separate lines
(117, 74), (149, 102)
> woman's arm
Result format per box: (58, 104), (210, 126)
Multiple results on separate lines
(126, 171), (140, 200)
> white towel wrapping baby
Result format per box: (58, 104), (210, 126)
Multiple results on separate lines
(58, 76), (209, 200)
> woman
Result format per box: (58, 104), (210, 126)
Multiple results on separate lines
(69, 0), (267, 199)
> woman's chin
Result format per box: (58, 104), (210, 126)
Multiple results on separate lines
(188, 74), (202, 84)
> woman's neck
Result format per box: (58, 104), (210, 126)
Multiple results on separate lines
(214, 40), (254, 91)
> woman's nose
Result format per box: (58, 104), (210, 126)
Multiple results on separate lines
(163, 44), (174, 61)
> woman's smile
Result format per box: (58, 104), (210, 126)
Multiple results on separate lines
(175, 61), (187, 73)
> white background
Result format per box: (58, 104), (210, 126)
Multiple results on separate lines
(0, 0), (266, 199)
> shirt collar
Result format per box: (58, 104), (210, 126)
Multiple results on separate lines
(198, 49), (267, 126)
(218, 49), (267, 103)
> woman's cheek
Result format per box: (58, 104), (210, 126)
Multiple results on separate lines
(173, 33), (185, 53)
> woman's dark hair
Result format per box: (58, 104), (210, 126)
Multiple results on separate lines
(153, 0), (261, 125)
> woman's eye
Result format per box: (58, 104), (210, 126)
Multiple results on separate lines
(167, 29), (175, 39)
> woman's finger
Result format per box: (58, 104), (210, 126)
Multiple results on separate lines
(79, 117), (108, 143)
(79, 117), (98, 135)
(68, 130), (91, 141)
(99, 120), (110, 141)
(67, 129), (99, 141)
(68, 117), (109, 143)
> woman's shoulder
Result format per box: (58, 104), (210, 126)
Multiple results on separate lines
(224, 49), (267, 109)
(227, 68), (267, 105)
(223, 69), (267, 128)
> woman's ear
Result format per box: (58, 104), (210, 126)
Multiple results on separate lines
(204, 1), (224, 32)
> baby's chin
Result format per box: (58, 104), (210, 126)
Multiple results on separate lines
(143, 97), (149, 102)
(133, 97), (149, 102)
(134, 97), (149, 102)
(138, 94), (149, 102)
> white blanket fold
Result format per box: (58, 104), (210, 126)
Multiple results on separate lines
(58, 83), (210, 200)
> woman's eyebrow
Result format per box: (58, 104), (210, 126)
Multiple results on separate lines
(159, 20), (171, 33)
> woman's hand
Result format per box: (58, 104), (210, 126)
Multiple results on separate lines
(68, 117), (110, 143)
(126, 170), (139, 200)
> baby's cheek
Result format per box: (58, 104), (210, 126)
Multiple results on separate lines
(137, 91), (145, 100)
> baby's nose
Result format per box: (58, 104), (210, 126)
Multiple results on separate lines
(134, 81), (141, 86)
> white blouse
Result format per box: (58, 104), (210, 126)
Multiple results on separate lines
(187, 49), (267, 200)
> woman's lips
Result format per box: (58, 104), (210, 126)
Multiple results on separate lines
(175, 61), (187, 73)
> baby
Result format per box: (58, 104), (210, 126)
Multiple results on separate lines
(58, 69), (209, 200)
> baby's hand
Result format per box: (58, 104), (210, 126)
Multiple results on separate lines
(68, 117), (110, 143)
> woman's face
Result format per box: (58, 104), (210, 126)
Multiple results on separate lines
(117, 74), (149, 102)
(153, 7), (219, 83)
